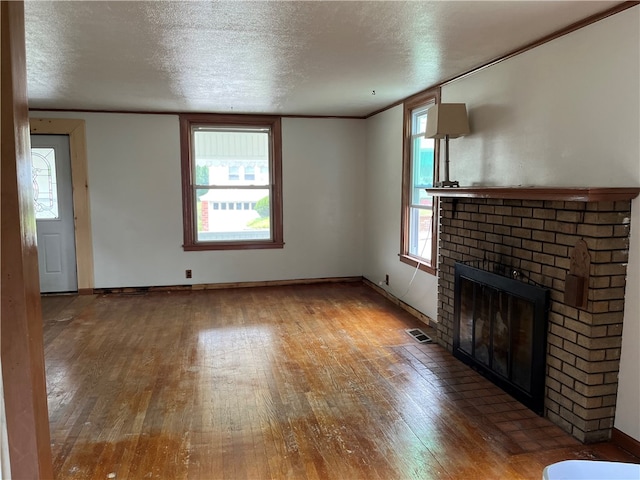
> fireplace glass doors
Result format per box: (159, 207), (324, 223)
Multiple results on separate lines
(454, 263), (549, 414)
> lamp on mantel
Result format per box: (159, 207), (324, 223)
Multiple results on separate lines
(425, 103), (470, 188)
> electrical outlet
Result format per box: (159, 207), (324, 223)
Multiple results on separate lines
(186, 269), (192, 279)
(385, 274), (389, 286)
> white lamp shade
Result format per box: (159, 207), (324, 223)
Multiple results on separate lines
(425, 103), (470, 139)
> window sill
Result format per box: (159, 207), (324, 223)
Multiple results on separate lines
(183, 241), (284, 251)
(399, 254), (437, 276)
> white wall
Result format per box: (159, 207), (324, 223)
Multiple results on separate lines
(443, 9), (639, 188)
(32, 112), (365, 288)
(362, 106), (439, 320)
(281, 117), (365, 279)
(442, 8), (640, 441)
(619, 199), (640, 441)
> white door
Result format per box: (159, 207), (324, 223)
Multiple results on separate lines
(31, 134), (78, 293)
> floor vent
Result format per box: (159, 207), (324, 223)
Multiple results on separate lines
(405, 328), (433, 344)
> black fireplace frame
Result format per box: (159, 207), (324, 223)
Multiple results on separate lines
(453, 262), (550, 414)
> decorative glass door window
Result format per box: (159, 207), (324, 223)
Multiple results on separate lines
(31, 147), (59, 219)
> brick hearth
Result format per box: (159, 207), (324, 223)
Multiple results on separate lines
(435, 196), (633, 443)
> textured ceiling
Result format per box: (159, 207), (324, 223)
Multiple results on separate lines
(24, 1), (621, 117)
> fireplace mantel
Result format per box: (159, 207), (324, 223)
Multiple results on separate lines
(425, 186), (640, 202)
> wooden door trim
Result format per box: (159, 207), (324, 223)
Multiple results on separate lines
(30, 118), (94, 292)
(2, 2), (55, 477)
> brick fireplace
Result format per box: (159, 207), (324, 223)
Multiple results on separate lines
(428, 187), (639, 443)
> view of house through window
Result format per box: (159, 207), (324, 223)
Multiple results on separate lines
(401, 90), (439, 274)
(409, 104), (436, 261)
(180, 114), (283, 250)
(194, 128), (271, 242)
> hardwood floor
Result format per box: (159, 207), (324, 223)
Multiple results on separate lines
(41, 282), (638, 479)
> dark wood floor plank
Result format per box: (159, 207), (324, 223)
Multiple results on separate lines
(41, 283), (638, 479)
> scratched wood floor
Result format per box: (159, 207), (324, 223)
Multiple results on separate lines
(42, 282), (638, 480)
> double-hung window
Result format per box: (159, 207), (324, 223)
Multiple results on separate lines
(180, 114), (283, 251)
(401, 90), (440, 273)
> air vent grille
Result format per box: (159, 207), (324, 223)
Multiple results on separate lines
(405, 328), (433, 344)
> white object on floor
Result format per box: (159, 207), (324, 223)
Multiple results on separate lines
(542, 460), (640, 480)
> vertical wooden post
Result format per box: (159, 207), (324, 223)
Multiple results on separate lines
(1, 1), (54, 478)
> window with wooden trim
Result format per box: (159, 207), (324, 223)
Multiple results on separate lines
(180, 114), (283, 251)
(401, 89), (440, 274)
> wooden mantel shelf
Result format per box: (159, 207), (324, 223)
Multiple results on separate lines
(425, 187), (640, 202)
